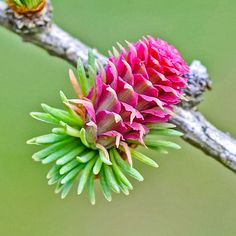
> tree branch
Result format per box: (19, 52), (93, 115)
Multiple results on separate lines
(171, 107), (236, 172)
(1, 1), (236, 173)
(0, 1), (106, 67)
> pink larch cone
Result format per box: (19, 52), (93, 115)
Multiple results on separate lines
(28, 35), (190, 202)
(70, 36), (189, 149)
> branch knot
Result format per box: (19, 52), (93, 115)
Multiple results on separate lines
(5, 0), (52, 34)
(181, 60), (212, 109)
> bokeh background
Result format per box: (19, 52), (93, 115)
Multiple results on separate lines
(0, 0), (236, 235)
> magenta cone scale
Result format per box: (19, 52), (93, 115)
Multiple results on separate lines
(28, 36), (189, 203)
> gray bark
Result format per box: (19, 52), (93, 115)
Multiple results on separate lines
(171, 107), (236, 172)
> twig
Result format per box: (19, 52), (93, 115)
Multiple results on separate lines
(171, 107), (236, 172)
(0, 1), (106, 67)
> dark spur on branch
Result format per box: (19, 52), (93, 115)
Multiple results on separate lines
(27, 36), (189, 204)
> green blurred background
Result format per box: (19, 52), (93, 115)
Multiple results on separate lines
(0, 0), (236, 235)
